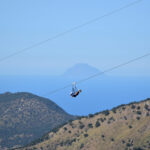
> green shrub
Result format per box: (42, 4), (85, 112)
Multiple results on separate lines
(122, 140), (125, 144)
(61, 138), (76, 146)
(94, 112), (100, 115)
(88, 123), (93, 128)
(112, 104), (126, 112)
(52, 127), (59, 133)
(131, 105), (136, 109)
(64, 127), (67, 131)
(111, 138), (114, 141)
(88, 114), (94, 118)
(79, 121), (82, 124)
(136, 116), (140, 120)
(107, 120), (111, 124)
(126, 143), (132, 147)
(79, 124), (85, 129)
(122, 106), (126, 110)
(95, 121), (100, 127)
(102, 110), (110, 116)
(109, 117), (115, 121)
(137, 111), (142, 115)
(137, 106), (141, 110)
(124, 116), (127, 120)
(69, 122), (73, 127)
(133, 147), (144, 150)
(98, 118), (105, 122)
(129, 125), (132, 129)
(76, 116), (86, 120)
(80, 143), (84, 149)
(144, 104), (149, 111)
(112, 108), (116, 113)
(46, 145), (50, 149)
(68, 130), (71, 133)
(84, 134), (88, 137)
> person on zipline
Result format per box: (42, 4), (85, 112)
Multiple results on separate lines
(70, 82), (82, 97)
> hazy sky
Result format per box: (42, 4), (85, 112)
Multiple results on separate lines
(0, 0), (150, 76)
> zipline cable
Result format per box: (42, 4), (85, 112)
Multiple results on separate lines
(44, 52), (150, 96)
(0, 0), (143, 63)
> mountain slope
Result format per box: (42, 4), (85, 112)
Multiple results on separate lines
(22, 98), (150, 150)
(0, 92), (74, 149)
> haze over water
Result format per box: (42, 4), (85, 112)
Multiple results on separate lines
(1, 75), (150, 116)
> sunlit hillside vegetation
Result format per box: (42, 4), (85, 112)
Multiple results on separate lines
(21, 98), (150, 150)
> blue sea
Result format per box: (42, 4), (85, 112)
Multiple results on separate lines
(0, 75), (150, 116)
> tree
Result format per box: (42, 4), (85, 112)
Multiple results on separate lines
(80, 143), (84, 149)
(102, 110), (110, 116)
(79, 124), (85, 129)
(84, 134), (88, 137)
(95, 121), (100, 127)
(88, 123), (93, 128)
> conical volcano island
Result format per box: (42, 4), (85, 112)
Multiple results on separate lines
(0, 92), (74, 149)
(63, 63), (101, 78)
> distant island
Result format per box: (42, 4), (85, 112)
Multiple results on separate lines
(63, 63), (101, 78)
